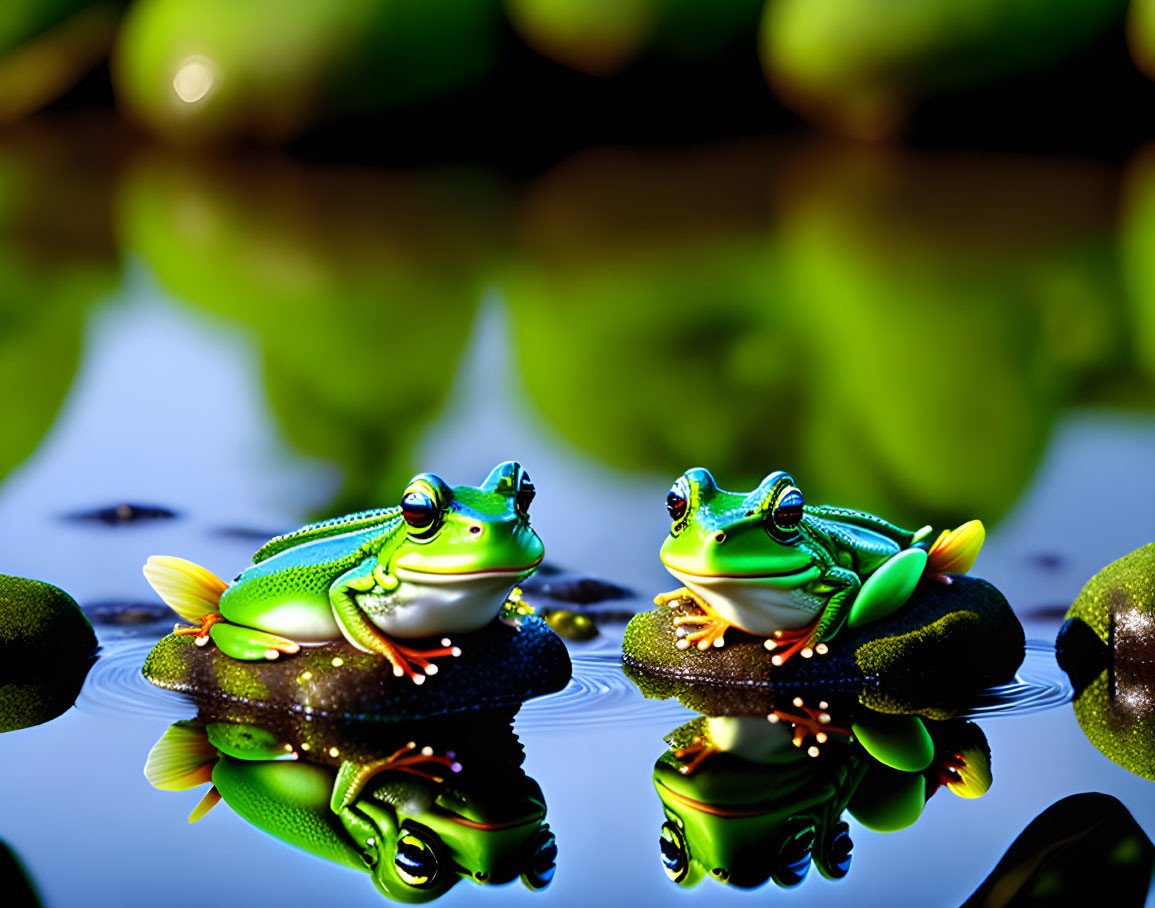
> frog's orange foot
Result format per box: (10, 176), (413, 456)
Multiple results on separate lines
(672, 736), (720, 775)
(673, 610), (734, 651)
(172, 612), (225, 647)
(385, 638), (462, 685)
(762, 618), (828, 666)
(768, 697), (851, 757)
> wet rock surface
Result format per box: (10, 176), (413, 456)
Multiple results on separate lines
(142, 613), (572, 721)
(623, 575), (1025, 715)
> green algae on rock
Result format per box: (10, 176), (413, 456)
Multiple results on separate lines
(1055, 543), (1155, 782)
(142, 614), (571, 721)
(623, 575), (1023, 715)
(0, 574), (97, 732)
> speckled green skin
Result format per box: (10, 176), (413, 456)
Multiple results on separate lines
(624, 575), (1023, 717)
(0, 574), (97, 732)
(1054, 544), (1155, 781)
(143, 613), (571, 721)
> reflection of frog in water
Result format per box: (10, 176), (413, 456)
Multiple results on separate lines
(657, 469), (984, 663)
(654, 706), (990, 890)
(145, 710), (555, 903)
(144, 462), (543, 684)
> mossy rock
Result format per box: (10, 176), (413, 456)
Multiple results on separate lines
(0, 574), (97, 732)
(623, 575), (1023, 715)
(1054, 543), (1155, 781)
(1061, 542), (1155, 646)
(142, 614), (571, 721)
(0, 574), (95, 661)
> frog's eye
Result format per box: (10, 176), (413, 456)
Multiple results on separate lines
(516, 473), (536, 515)
(659, 821), (690, 883)
(774, 821), (814, 888)
(820, 821), (852, 879)
(521, 825), (557, 890)
(667, 477), (690, 523)
(394, 829), (441, 888)
(401, 490), (438, 533)
(770, 485), (805, 534)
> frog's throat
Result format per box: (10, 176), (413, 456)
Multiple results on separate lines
(663, 565), (823, 635)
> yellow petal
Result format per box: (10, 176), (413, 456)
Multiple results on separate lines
(926, 520), (985, 575)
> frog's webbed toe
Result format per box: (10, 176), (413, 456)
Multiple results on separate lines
(658, 588), (735, 651)
(762, 618), (829, 665)
(671, 735), (720, 774)
(208, 622), (301, 661)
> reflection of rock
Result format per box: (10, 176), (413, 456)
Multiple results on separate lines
(0, 839), (41, 907)
(962, 793), (1154, 906)
(521, 573), (633, 604)
(0, 575), (97, 732)
(624, 575), (1024, 715)
(82, 601), (173, 627)
(1056, 544), (1155, 781)
(143, 614), (571, 721)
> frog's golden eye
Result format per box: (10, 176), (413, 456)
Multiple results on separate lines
(394, 829), (441, 888)
(667, 477), (690, 523)
(516, 472), (536, 515)
(401, 490), (438, 534)
(770, 485), (805, 534)
(774, 821), (815, 887)
(659, 821), (690, 882)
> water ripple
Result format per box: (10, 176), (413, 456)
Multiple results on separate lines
(961, 639), (1073, 718)
(76, 637), (192, 722)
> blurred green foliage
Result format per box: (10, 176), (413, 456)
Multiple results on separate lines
(0, 120), (123, 485)
(118, 152), (505, 510)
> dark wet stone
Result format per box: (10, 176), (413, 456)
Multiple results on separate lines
(0, 575), (97, 732)
(1026, 552), (1066, 571)
(83, 601), (173, 626)
(1055, 617), (1109, 695)
(623, 575), (1024, 717)
(962, 793), (1154, 906)
(0, 840), (42, 908)
(65, 503), (179, 525)
(142, 614), (571, 721)
(522, 573), (633, 604)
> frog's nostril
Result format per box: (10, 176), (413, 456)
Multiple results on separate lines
(713, 530), (726, 544)
(469, 525), (481, 535)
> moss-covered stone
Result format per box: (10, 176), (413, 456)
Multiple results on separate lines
(623, 575), (1023, 716)
(0, 574), (97, 732)
(1062, 542), (1155, 646)
(1055, 543), (1155, 781)
(0, 574), (95, 660)
(142, 614), (571, 721)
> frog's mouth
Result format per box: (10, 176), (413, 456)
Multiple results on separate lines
(394, 557), (543, 583)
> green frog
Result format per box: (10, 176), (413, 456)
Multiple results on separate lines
(656, 469), (983, 664)
(144, 713), (556, 902)
(144, 462), (544, 684)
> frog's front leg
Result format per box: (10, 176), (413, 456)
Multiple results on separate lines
(655, 587), (735, 651)
(763, 567), (859, 666)
(329, 559), (461, 685)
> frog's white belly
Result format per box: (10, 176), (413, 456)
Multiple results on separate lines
(666, 567), (823, 635)
(356, 568), (524, 639)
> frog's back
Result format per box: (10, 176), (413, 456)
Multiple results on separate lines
(225, 521), (401, 607)
(807, 514), (904, 575)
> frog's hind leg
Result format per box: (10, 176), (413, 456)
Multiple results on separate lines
(655, 587), (735, 651)
(846, 547), (927, 629)
(208, 622), (301, 661)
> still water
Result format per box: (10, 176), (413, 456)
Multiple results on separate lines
(1, 117), (1154, 905)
